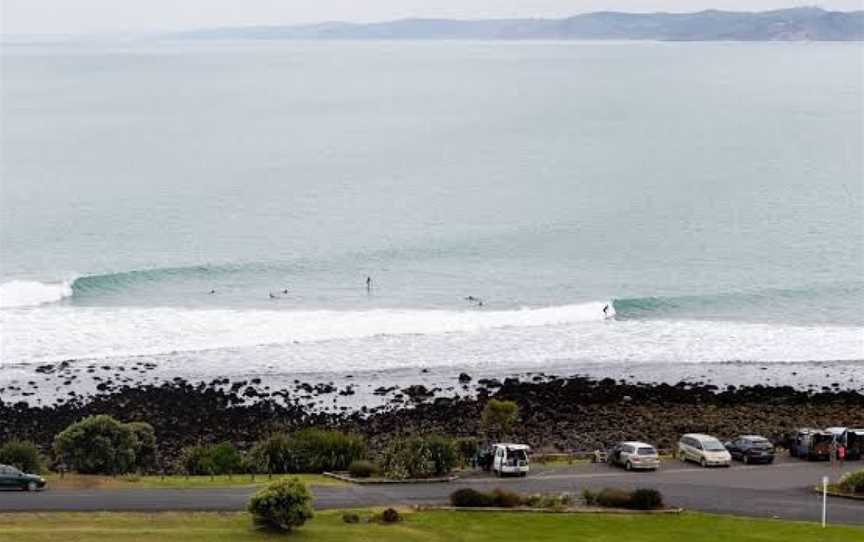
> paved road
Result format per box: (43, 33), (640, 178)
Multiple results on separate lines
(1, 457), (861, 525)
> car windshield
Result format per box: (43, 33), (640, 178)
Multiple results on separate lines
(703, 440), (725, 451)
(637, 447), (657, 455)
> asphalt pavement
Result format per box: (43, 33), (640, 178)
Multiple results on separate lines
(1, 457), (861, 525)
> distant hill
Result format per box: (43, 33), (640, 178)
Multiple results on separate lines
(178, 8), (863, 41)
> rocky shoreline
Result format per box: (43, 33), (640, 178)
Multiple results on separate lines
(2, 370), (863, 471)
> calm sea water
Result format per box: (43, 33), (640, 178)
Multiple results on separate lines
(1, 41), (862, 383)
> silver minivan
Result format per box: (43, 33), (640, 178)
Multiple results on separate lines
(678, 433), (732, 467)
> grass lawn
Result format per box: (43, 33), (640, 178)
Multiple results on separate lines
(0, 509), (861, 542)
(42, 473), (343, 490)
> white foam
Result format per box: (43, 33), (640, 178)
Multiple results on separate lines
(0, 302), (611, 365)
(0, 280), (74, 308)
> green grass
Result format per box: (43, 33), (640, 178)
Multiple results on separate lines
(42, 473), (343, 490)
(0, 509), (861, 542)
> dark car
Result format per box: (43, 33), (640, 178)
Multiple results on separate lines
(0, 464), (46, 491)
(788, 429), (833, 461)
(724, 435), (775, 464)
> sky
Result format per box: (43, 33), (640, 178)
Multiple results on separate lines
(1, 0), (862, 35)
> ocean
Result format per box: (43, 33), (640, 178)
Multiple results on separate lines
(1, 40), (862, 402)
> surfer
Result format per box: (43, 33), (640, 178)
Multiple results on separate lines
(209, 289), (216, 295)
(366, 276), (373, 291)
(602, 304), (611, 318)
(269, 292), (277, 299)
(282, 288), (288, 294)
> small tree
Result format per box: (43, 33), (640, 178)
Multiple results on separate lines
(177, 444), (215, 476)
(53, 415), (138, 475)
(247, 433), (295, 475)
(381, 434), (456, 480)
(127, 422), (157, 472)
(0, 440), (45, 474)
(454, 437), (479, 468)
(480, 399), (519, 441)
(209, 442), (243, 475)
(248, 478), (314, 532)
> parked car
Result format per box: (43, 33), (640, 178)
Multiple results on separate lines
(724, 435), (775, 464)
(678, 434), (732, 467)
(825, 427), (864, 460)
(608, 441), (660, 471)
(788, 429), (833, 461)
(0, 464), (46, 491)
(491, 443), (530, 477)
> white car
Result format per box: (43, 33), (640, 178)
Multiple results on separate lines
(678, 434), (732, 467)
(491, 443), (530, 477)
(609, 441), (660, 471)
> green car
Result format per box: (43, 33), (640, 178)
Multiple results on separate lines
(0, 464), (46, 491)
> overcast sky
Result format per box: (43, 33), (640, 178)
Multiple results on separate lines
(2, 0), (862, 35)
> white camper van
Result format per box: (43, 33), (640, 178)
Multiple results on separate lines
(491, 443), (530, 477)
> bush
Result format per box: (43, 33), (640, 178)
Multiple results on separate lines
(53, 415), (139, 474)
(248, 433), (295, 474)
(348, 460), (376, 478)
(596, 488), (633, 508)
(582, 488), (598, 506)
(381, 434), (457, 480)
(247, 430), (366, 475)
(342, 512), (360, 524)
(450, 488), (495, 507)
(209, 442), (243, 475)
(248, 478), (314, 532)
(480, 399), (519, 440)
(449, 488), (524, 508)
(0, 440), (45, 474)
(630, 488), (664, 510)
(454, 437), (479, 467)
(524, 493), (575, 509)
(290, 428), (366, 473)
(837, 469), (864, 494)
(126, 422), (157, 472)
(381, 508), (401, 523)
(491, 488), (524, 508)
(177, 444), (214, 475)
(177, 442), (243, 475)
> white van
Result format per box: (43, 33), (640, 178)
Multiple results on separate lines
(491, 443), (530, 477)
(678, 434), (731, 467)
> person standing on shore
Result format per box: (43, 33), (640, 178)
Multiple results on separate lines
(366, 276), (373, 292)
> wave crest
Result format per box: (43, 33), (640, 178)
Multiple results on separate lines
(0, 280), (74, 309)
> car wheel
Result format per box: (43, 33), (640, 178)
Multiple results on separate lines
(625, 461), (632, 471)
(743, 455), (749, 465)
(26, 481), (37, 492)
(679, 452), (687, 462)
(700, 458), (707, 468)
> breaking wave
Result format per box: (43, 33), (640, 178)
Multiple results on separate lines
(0, 280), (74, 308)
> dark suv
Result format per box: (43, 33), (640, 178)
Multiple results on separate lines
(724, 435), (775, 464)
(0, 464), (46, 491)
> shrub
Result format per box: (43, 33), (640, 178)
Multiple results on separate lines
(177, 444), (214, 475)
(248, 478), (314, 532)
(524, 493), (575, 509)
(0, 440), (45, 474)
(348, 460), (376, 478)
(454, 437), (479, 467)
(342, 512), (360, 524)
(450, 488), (495, 507)
(247, 430), (366, 475)
(596, 488), (633, 508)
(381, 434), (456, 480)
(582, 488), (598, 506)
(209, 442), (243, 475)
(837, 469), (864, 494)
(248, 433), (295, 474)
(630, 488), (664, 510)
(53, 415), (139, 474)
(480, 399), (519, 440)
(290, 428), (366, 473)
(381, 508), (401, 523)
(491, 488), (524, 508)
(126, 422), (157, 472)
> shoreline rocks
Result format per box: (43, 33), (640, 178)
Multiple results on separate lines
(1, 375), (862, 471)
